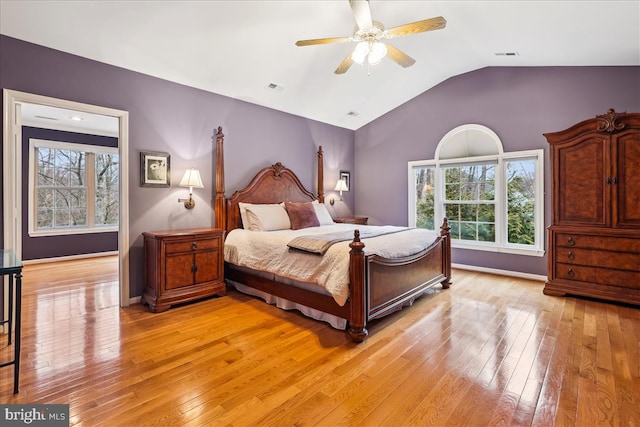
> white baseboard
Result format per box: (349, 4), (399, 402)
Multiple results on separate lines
(21, 251), (118, 265)
(452, 263), (547, 282)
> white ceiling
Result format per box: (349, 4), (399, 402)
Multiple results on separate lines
(1, 1), (639, 131)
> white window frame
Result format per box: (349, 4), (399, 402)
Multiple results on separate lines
(408, 125), (544, 257)
(28, 138), (119, 237)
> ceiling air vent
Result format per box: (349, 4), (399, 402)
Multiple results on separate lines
(494, 52), (519, 56)
(265, 82), (284, 92)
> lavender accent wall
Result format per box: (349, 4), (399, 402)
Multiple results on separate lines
(0, 35), (354, 297)
(355, 66), (640, 276)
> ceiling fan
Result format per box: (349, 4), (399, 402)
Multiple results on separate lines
(295, 0), (446, 74)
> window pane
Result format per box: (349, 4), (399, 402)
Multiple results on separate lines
(478, 223), (495, 242)
(449, 220), (460, 239)
(460, 222), (476, 240)
(445, 203), (460, 220)
(37, 208), (53, 229)
(95, 153), (120, 226)
(507, 159), (536, 245)
(37, 148), (55, 185)
(478, 203), (495, 222)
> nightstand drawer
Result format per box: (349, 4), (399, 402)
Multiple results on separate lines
(165, 237), (219, 254)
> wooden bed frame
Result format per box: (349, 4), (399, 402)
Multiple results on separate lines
(212, 127), (452, 342)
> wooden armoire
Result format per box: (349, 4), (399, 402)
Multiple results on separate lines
(545, 109), (640, 305)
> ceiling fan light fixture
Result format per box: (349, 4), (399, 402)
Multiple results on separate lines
(352, 41), (369, 64)
(351, 41), (387, 66)
(368, 41), (387, 65)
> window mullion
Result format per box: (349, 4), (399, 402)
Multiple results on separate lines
(86, 152), (95, 228)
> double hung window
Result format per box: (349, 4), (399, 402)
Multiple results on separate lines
(28, 139), (119, 236)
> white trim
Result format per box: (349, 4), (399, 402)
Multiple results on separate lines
(452, 263), (547, 282)
(21, 251), (118, 265)
(3, 89), (130, 308)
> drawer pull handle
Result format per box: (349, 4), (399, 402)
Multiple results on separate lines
(191, 264), (198, 273)
(567, 251), (575, 260)
(567, 237), (575, 246)
(567, 268), (575, 277)
(192, 242), (198, 250)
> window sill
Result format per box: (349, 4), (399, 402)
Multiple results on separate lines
(28, 227), (118, 238)
(452, 241), (545, 257)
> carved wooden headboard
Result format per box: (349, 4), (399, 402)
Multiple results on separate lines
(213, 127), (325, 233)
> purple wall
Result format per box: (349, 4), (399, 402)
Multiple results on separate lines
(355, 66), (640, 276)
(1, 35), (354, 297)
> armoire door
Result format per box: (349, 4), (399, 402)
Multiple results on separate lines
(553, 134), (611, 227)
(613, 130), (640, 227)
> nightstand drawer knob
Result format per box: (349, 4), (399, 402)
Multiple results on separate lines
(191, 264), (198, 273)
(567, 251), (575, 260)
(567, 237), (575, 246)
(567, 268), (575, 277)
(192, 242), (198, 250)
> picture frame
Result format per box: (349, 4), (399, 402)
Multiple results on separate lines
(140, 151), (170, 187)
(340, 170), (350, 191)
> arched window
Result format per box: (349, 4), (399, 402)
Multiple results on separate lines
(408, 124), (544, 256)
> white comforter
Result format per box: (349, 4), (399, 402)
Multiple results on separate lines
(224, 224), (440, 306)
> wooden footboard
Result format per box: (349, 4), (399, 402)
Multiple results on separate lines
(347, 219), (451, 342)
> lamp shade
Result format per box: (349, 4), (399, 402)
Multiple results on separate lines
(334, 180), (349, 192)
(179, 168), (204, 188)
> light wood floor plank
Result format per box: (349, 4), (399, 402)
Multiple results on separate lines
(1, 256), (639, 427)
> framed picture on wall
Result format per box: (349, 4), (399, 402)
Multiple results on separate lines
(340, 171), (350, 191)
(141, 151), (170, 187)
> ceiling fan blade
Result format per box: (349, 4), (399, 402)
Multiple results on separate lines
(349, 0), (373, 30)
(385, 44), (416, 68)
(295, 36), (351, 46)
(385, 16), (447, 38)
(335, 52), (355, 74)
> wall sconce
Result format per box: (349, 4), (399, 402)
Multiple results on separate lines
(329, 179), (349, 206)
(178, 168), (204, 209)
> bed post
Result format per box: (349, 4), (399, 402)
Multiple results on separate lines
(317, 146), (324, 203)
(348, 230), (368, 342)
(213, 126), (226, 231)
(440, 217), (452, 288)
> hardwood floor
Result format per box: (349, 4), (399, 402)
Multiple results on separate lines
(1, 256), (639, 426)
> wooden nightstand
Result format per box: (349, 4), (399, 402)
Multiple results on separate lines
(333, 216), (368, 225)
(143, 228), (225, 312)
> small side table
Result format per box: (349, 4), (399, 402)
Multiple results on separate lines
(0, 249), (23, 394)
(333, 216), (368, 225)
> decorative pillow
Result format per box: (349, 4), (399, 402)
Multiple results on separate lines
(313, 203), (335, 225)
(285, 201), (321, 230)
(241, 203), (291, 231)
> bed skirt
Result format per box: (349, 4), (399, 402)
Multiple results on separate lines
(226, 278), (348, 330)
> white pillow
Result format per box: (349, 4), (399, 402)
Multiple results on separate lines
(313, 203), (335, 225)
(243, 203), (291, 231)
(238, 202), (252, 229)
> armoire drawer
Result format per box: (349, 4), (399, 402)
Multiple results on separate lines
(555, 263), (640, 290)
(555, 233), (640, 252)
(554, 247), (640, 271)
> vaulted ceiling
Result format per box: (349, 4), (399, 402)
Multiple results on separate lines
(1, 1), (638, 130)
